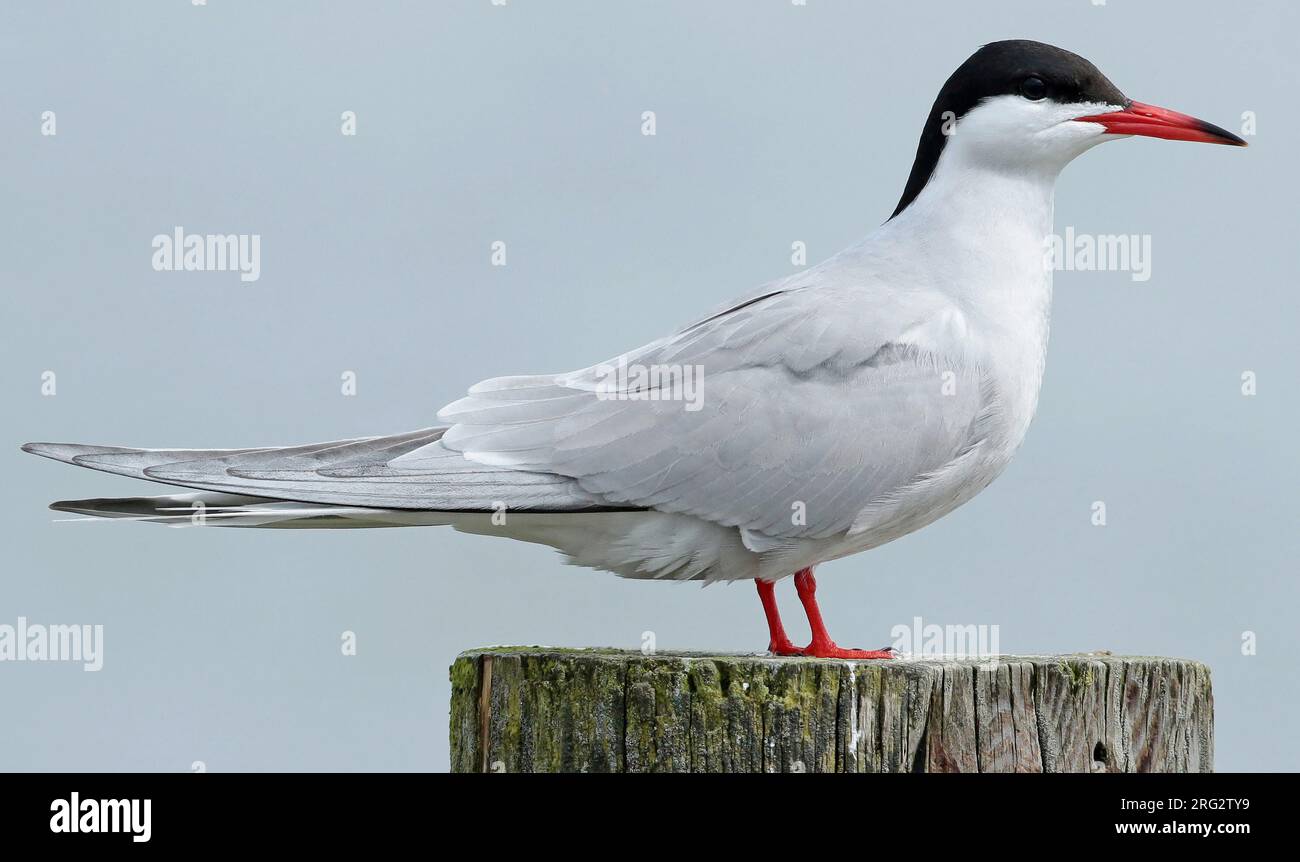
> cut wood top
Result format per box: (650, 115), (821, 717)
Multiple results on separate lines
(458, 646), (1202, 666)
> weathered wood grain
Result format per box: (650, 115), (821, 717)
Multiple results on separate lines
(449, 648), (1213, 773)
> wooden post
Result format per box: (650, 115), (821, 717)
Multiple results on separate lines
(449, 648), (1213, 773)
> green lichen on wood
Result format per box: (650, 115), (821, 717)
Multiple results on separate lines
(764, 661), (829, 772)
(511, 653), (625, 772)
(685, 660), (727, 772)
(486, 654), (526, 772)
(714, 659), (766, 773)
(447, 655), (482, 773)
(1057, 658), (1097, 695)
(625, 656), (691, 772)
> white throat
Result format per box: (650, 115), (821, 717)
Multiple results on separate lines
(870, 93), (1115, 319)
(873, 145), (1059, 343)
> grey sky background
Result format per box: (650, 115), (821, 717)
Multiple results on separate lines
(1, 0), (1296, 772)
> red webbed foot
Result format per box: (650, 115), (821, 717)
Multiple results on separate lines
(800, 640), (896, 660)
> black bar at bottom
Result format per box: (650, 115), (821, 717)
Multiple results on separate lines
(0, 772), (1285, 848)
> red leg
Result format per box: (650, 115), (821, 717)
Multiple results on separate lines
(793, 568), (895, 660)
(756, 579), (803, 656)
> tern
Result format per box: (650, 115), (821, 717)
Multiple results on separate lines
(24, 41), (1244, 658)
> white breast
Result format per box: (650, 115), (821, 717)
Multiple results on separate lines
(814, 132), (1061, 561)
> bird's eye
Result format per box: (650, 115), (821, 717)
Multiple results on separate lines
(1019, 76), (1047, 101)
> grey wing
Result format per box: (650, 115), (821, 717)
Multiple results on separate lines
(417, 286), (995, 542)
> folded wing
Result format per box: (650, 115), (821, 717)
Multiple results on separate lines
(424, 285), (995, 542)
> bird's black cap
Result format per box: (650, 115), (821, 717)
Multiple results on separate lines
(891, 40), (1129, 219)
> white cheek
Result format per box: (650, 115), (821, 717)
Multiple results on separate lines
(953, 96), (1119, 168)
(1040, 101), (1129, 155)
(1037, 119), (1105, 148)
(949, 98), (1053, 169)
